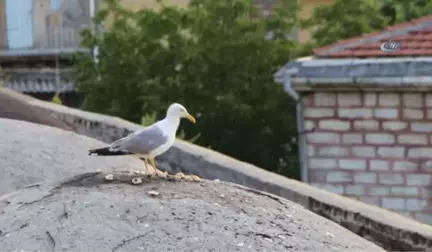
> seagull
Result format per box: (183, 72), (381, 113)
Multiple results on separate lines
(88, 103), (196, 175)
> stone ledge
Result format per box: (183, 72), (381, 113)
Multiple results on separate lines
(24, 94), (432, 251)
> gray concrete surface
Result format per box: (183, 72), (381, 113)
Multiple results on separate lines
(0, 118), (144, 196)
(0, 172), (385, 252)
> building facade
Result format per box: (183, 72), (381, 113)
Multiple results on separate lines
(0, 0), (91, 106)
(275, 16), (432, 224)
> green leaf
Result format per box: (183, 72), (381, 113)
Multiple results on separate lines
(51, 94), (63, 105)
(302, 0), (428, 47)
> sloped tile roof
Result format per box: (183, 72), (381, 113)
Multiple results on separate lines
(274, 57), (432, 84)
(274, 16), (432, 89)
(314, 16), (432, 58)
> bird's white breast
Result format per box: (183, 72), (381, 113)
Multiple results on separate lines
(148, 117), (179, 157)
(149, 134), (176, 157)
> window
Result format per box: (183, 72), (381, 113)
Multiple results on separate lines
(51, 0), (62, 11)
(5, 0), (33, 48)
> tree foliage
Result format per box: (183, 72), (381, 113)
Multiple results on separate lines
(381, 0), (432, 25)
(303, 0), (432, 47)
(74, 0), (301, 178)
(51, 94), (63, 105)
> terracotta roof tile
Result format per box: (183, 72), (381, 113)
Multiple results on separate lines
(314, 15), (432, 57)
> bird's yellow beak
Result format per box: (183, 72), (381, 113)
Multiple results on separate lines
(185, 113), (196, 124)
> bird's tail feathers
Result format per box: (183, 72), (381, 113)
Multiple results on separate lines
(88, 147), (132, 156)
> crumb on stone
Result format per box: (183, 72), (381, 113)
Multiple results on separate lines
(184, 174), (201, 182)
(104, 174), (114, 181)
(175, 172), (185, 179)
(155, 169), (168, 178)
(147, 190), (160, 196)
(190, 175), (201, 182)
(131, 177), (143, 185)
(132, 169), (148, 175)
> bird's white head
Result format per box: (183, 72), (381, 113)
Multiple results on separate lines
(166, 103), (196, 124)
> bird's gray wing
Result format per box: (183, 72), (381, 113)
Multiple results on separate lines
(110, 125), (168, 155)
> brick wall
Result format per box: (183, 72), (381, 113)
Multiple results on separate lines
(304, 92), (432, 224)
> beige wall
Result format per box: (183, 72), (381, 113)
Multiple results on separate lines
(0, 0), (7, 48)
(32, 0), (51, 48)
(101, 0), (187, 27)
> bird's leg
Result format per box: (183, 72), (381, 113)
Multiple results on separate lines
(143, 158), (150, 174)
(149, 158), (158, 176)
